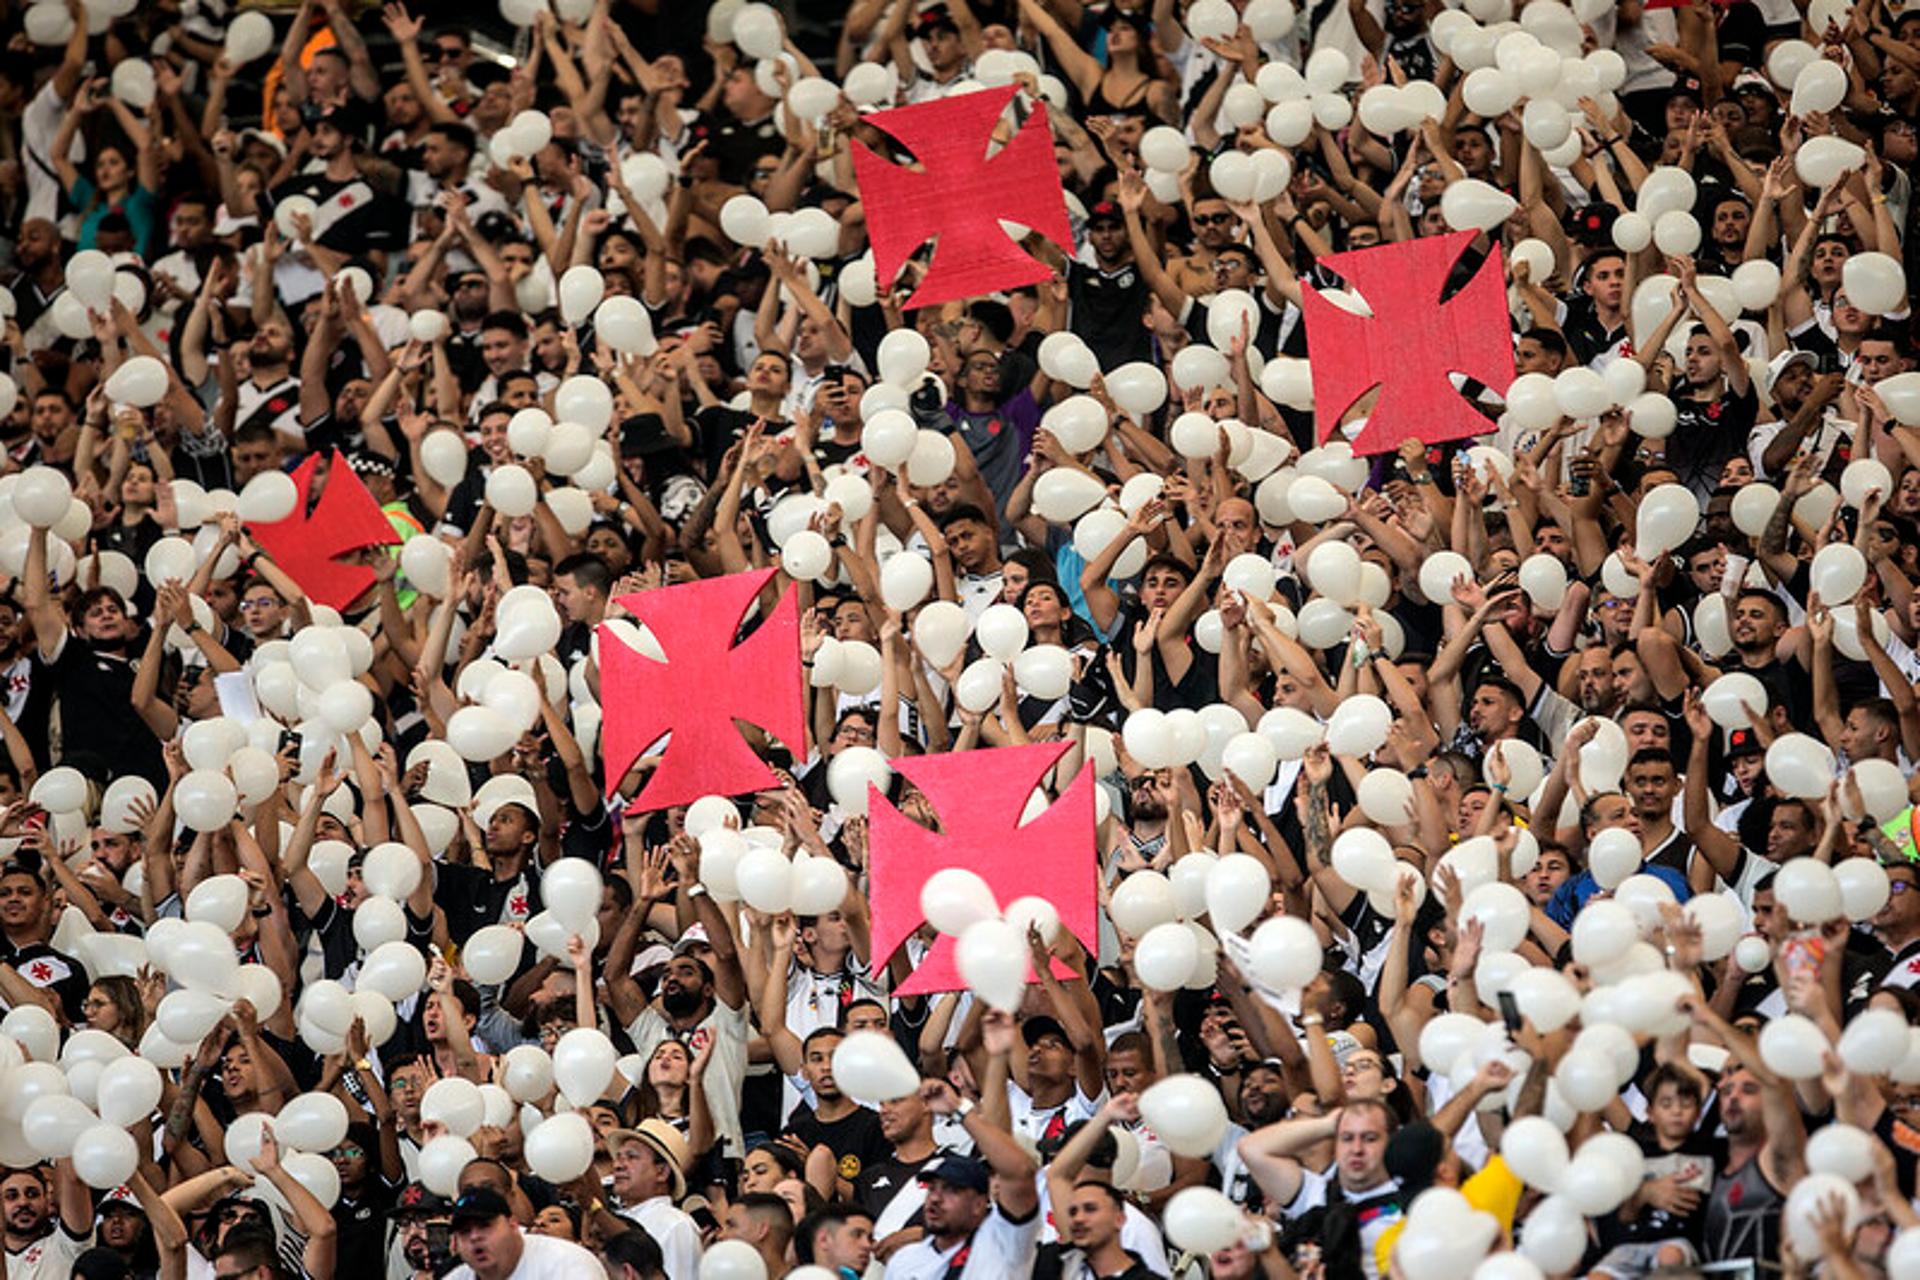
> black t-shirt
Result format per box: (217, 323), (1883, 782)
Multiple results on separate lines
(856, 1150), (937, 1221)
(433, 862), (542, 948)
(3, 650), (55, 774)
(301, 894), (434, 979)
(1602, 1124), (1719, 1248)
(260, 173), (408, 255)
(1668, 381), (1759, 497)
(331, 1178), (399, 1280)
(695, 405), (789, 478)
(1067, 259), (1152, 371)
(699, 111), (786, 185)
(0, 940), (89, 1022)
(785, 1103), (892, 1186)
(48, 634), (166, 790)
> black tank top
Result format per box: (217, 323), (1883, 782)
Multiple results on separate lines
(1702, 1153), (1783, 1264)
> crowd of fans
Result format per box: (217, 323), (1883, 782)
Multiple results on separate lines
(5, 0), (1920, 1277)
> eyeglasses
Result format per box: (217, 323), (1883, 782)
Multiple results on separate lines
(239, 597), (279, 610)
(330, 1144), (365, 1159)
(1893, 880), (1914, 895)
(81, 997), (111, 1012)
(1192, 213), (1235, 226)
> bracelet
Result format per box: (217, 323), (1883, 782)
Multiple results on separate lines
(250, 905), (272, 917)
(686, 883), (709, 898)
(1491, 782), (1509, 793)
(1300, 1013), (1323, 1027)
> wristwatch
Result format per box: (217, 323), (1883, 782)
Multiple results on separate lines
(954, 1098), (976, 1121)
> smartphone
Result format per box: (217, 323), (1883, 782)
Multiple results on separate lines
(425, 1221), (453, 1268)
(1496, 990), (1524, 1034)
(1568, 458), (1592, 498)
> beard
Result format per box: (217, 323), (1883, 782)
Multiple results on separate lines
(661, 986), (703, 1018)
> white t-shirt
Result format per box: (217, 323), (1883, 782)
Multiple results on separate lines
(444, 1231), (602, 1280)
(881, 1203), (1043, 1280)
(1006, 1081), (1101, 1146)
(7, 1223), (91, 1280)
(627, 999), (752, 1157)
(22, 80), (81, 232)
(1281, 1169), (1402, 1280)
(615, 1196), (701, 1280)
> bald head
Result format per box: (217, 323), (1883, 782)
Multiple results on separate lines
(1218, 497), (1257, 544)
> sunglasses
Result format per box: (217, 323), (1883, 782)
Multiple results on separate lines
(1192, 213), (1235, 226)
(429, 45), (464, 60)
(1893, 880), (1914, 895)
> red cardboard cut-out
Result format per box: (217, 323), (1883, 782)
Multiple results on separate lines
(247, 449), (399, 610)
(852, 85), (1074, 311)
(598, 569), (805, 812)
(1299, 230), (1514, 457)
(868, 741), (1096, 995)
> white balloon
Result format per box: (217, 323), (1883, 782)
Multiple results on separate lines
(1163, 1187), (1242, 1254)
(276, 1092), (350, 1153)
(1441, 179), (1518, 232)
(523, 1110), (596, 1183)
(1206, 854), (1271, 934)
(553, 1027), (618, 1107)
(1139, 1074), (1229, 1158)
(1249, 916), (1321, 989)
(1766, 734), (1838, 801)
(94, 1056), (162, 1127)
(956, 918), (1027, 1011)
(72, 1123), (138, 1189)
(417, 1135), (477, 1196)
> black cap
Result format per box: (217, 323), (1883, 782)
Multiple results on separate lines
(396, 1183), (452, 1217)
(1726, 727), (1764, 759)
(918, 1155), (990, 1193)
(916, 7), (961, 35)
(450, 1188), (512, 1226)
(620, 413), (679, 458)
(1086, 201), (1123, 226)
(308, 100), (370, 148)
(1021, 1014), (1070, 1048)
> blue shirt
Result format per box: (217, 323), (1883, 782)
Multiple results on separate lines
(1546, 862), (1692, 929)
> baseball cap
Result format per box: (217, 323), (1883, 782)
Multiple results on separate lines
(95, 1187), (140, 1215)
(916, 6), (961, 35)
(394, 1183), (451, 1218)
(630, 942), (674, 975)
(238, 127), (288, 159)
(606, 1119), (690, 1198)
(449, 1188), (512, 1227)
(918, 1154), (990, 1193)
(1021, 1014), (1070, 1048)
(1726, 727), (1764, 759)
(1085, 201), (1124, 226)
(308, 100), (370, 144)
(1765, 348), (1818, 397)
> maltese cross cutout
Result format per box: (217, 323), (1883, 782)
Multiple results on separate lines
(598, 569), (806, 813)
(247, 449), (399, 611)
(1299, 230), (1515, 457)
(851, 85), (1074, 310)
(868, 741), (1096, 995)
